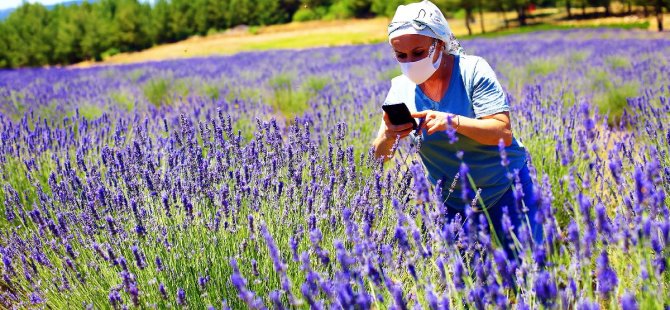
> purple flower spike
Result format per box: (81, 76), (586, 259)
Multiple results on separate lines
(29, 292), (44, 304)
(129, 283), (139, 306)
(260, 222), (285, 273)
(109, 290), (122, 307)
(498, 138), (509, 167)
(155, 256), (164, 272)
(230, 258), (265, 309)
(105, 216), (117, 236)
(596, 250), (618, 297)
(158, 283), (167, 299)
(176, 287), (186, 306)
(533, 271), (557, 307)
(131, 246), (146, 269)
(620, 292), (638, 310)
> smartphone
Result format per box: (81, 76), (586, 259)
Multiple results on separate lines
(382, 103), (417, 130)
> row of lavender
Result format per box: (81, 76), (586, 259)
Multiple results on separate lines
(0, 28), (669, 309)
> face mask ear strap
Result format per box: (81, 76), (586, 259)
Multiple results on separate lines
(428, 39), (437, 57)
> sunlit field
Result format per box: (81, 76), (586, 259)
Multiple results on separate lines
(1, 28), (669, 309)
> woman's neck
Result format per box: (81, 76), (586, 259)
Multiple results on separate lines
(419, 53), (455, 102)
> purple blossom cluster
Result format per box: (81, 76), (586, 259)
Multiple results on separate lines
(0, 28), (669, 308)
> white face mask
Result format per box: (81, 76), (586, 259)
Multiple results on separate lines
(399, 40), (443, 85)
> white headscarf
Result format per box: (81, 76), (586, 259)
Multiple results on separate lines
(387, 0), (465, 55)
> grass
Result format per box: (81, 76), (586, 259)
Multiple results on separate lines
(462, 21), (651, 39)
(587, 66), (641, 126)
(202, 82), (222, 101)
(569, 50), (591, 63)
(526, 58), (560, 77)
(245, 31), (384, 50)
(142, 77), (190, 107)
(78, 18), (389, 66)
(225, 87), (262, 104)
(143, 78), (172, 107)
(110, 90), (136, 112)
(71, 104), (104, 120)
(594, 81), (639, 126)
(302, 76), (331, 94)
(267, 73), (311, 119)
(605, 55), (632, 69)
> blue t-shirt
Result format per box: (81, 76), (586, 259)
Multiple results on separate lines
(383, 54), (527, 210)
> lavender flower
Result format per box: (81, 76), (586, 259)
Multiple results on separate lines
(596, 250), (618, 297)
(176, 287), (186, 306)
(158, 283), (167, 299)
(155, 256), (163, 272)
(498, 138), (509, 167)
(109, 290), (122, 307)
(230, 259), (265, 309)
(533, 271), (557, 307)
(130, 246), (145, 269)
(620, 292), (638, 310)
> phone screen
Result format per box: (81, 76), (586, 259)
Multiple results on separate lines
(382, 103), (417, 129)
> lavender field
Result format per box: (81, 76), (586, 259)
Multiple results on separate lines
(0, 28), (669, 309)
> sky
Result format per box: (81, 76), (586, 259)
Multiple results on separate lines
(0, 0), (68, 10)
(0, 0), (153, 10)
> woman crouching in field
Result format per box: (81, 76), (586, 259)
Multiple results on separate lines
(372, 0), (543, 255)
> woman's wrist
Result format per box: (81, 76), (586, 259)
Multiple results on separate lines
(447, 113), (460, 131)
(377, 130), (397, 145)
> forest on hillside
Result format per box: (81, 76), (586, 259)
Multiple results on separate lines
(0, 0), (667, 69)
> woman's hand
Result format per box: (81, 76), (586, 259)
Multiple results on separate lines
(381, 111), (415, 140)
(411, 110), (458, 135)
(372, 112), (415, 162)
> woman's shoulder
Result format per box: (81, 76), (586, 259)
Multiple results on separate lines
(383, 74), (416, 106)
(390, 74), (414, 88)
(458, 54), (491, 75)
(457, 54), (500, 88)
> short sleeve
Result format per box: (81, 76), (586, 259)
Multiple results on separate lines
(471, 58), (509, 118)
(383, 77), (403, 106)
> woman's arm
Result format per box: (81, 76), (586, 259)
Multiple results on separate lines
(410, 110), (513, 146)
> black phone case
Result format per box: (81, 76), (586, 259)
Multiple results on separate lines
(382, 103), (417, 129)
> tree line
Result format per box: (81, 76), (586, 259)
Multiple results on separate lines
(0, 0), (667, 69)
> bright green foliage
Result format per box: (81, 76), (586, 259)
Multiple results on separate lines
(0, 0), (665, 68)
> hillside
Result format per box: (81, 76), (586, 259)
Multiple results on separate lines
(75, 7), (667, 67)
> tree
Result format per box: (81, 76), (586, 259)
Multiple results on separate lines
(151, 0), (172, 43)
(51, 5), (85, 64)
(168, 0), (197, 41)
(347, 0), (374, 17)
(281, 0), (302, 18)
(371, 0), (414, 17)
(491, 0), (510, 28)
(477, 0), (487, 33)
(655, 0), (664, 31)
(111, 0), (153, 51)
(503, 0), (532, 26)
(225, 0), (251, 27)
(0, 24), (7, 68)
(565, 0), (572, 18)
(254, 0), (288, 25)
(2, 3), (54, 67)
(439, 0), (475, 35)
(588, 0), (611, 16)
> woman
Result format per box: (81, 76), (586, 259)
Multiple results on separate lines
(372, 0), (542, 253)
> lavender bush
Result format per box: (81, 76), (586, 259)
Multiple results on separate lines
(0, 28), (668, 309)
